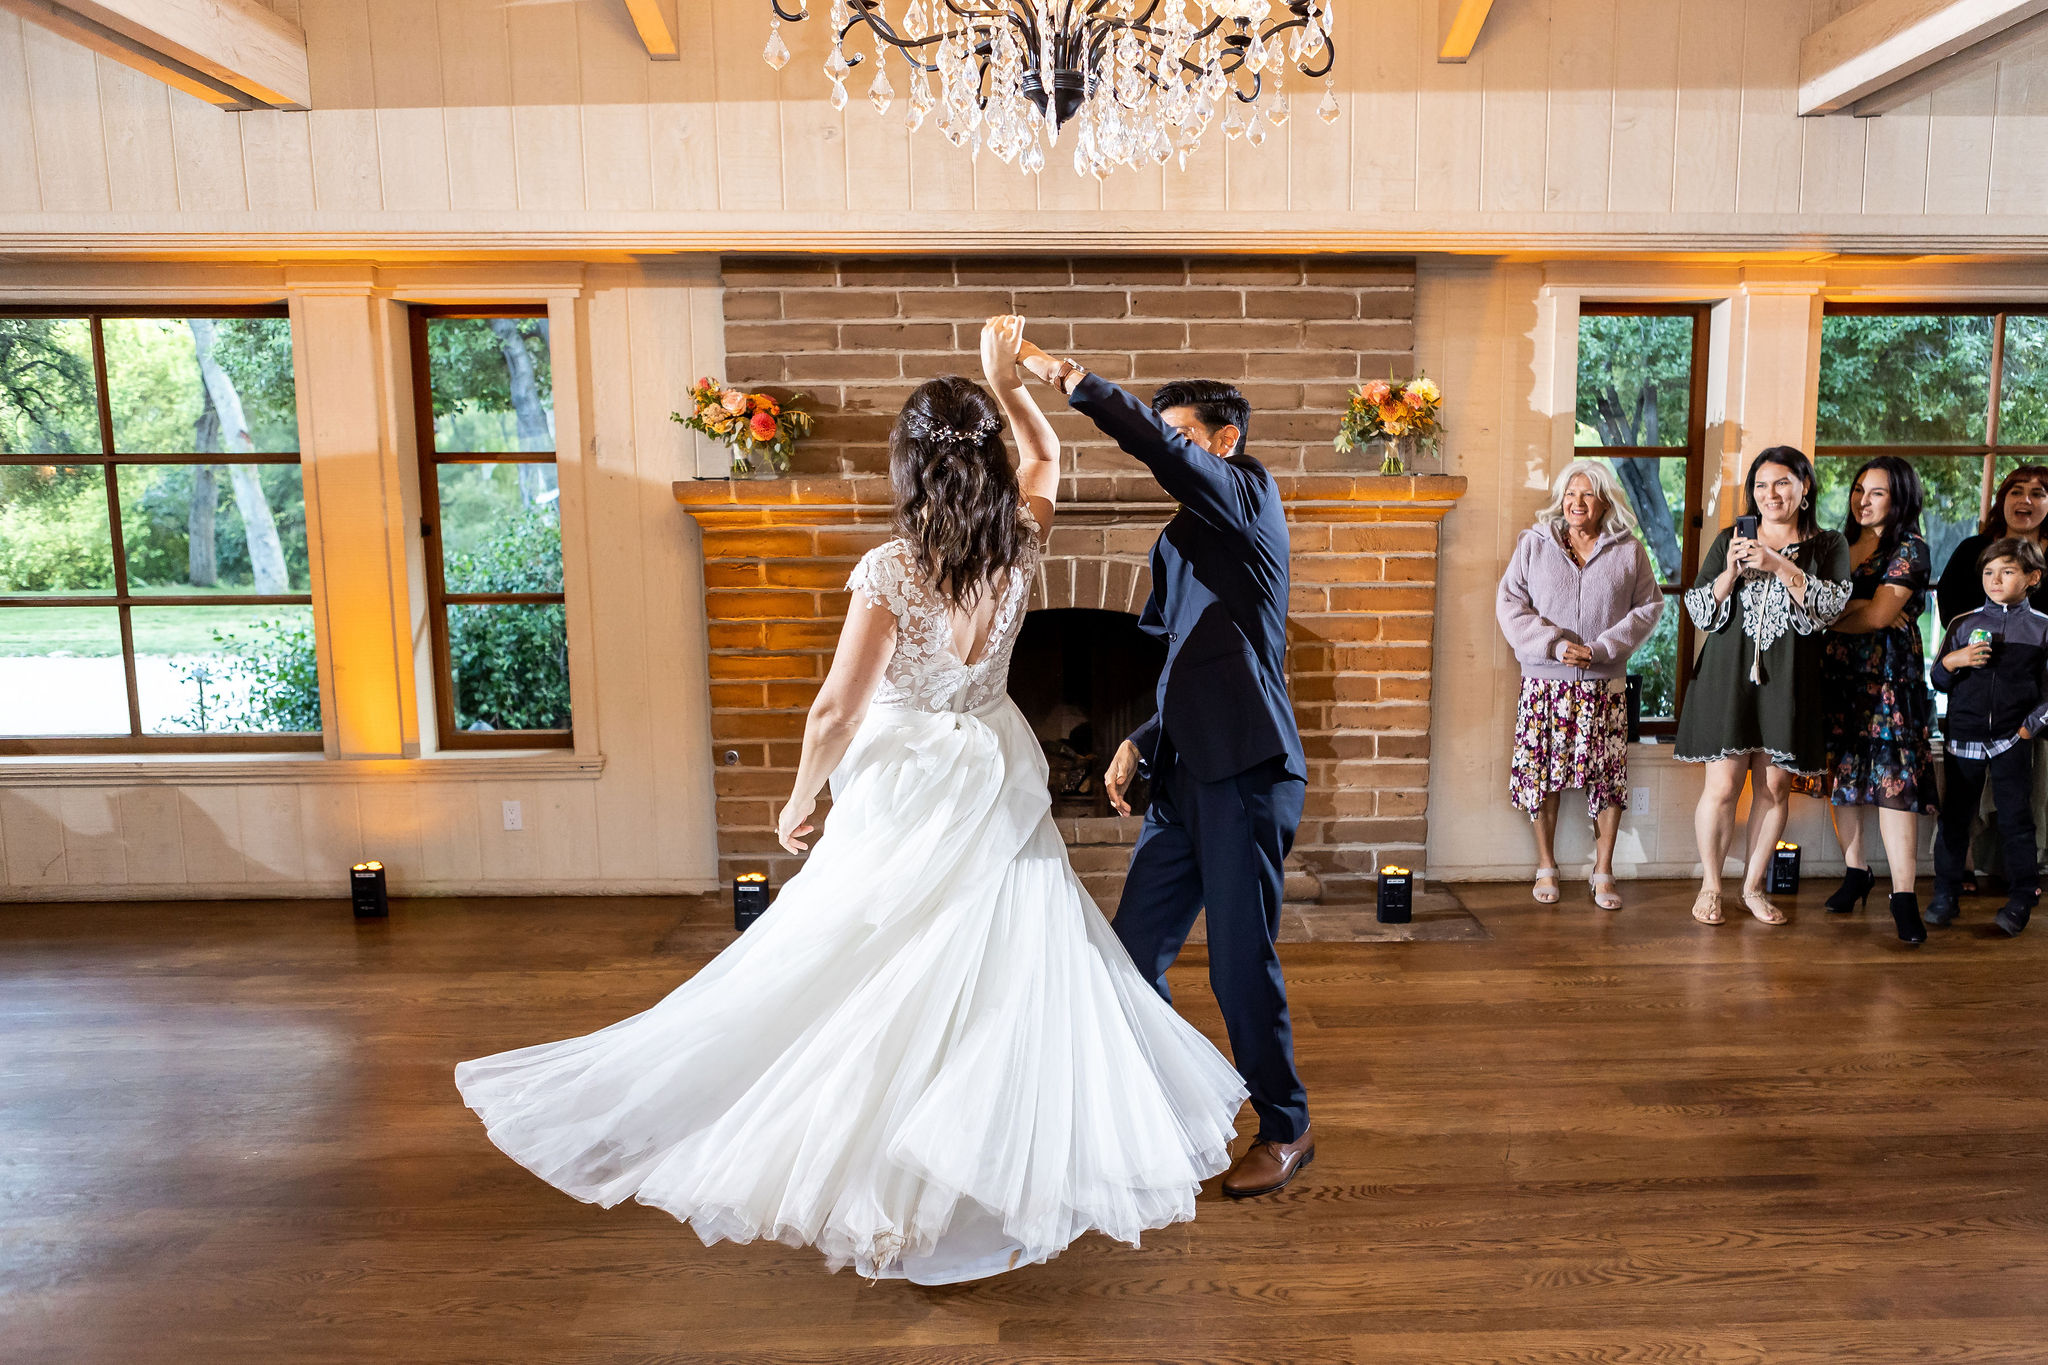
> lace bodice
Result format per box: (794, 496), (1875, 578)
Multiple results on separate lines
(846, 528), (1041, 714)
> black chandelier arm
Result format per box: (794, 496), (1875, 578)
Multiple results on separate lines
(769, 0), (806, 22)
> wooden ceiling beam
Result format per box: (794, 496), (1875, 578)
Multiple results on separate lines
(1438, 0), (1496, 63)
(52, 0), (309, 108)
(0, 0), (256, 108)
(1800, 0), (2048, 115)
(623, 0), (681, 59)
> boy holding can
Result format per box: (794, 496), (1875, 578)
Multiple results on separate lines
(1930, 536), (2048, 936)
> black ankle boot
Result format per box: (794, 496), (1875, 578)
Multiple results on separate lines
(1890, 892), (1926, 945)
(1995, 889), (2037, 937)
(1925, 887), (1961, 926)
(1825, 866), (1876, 914)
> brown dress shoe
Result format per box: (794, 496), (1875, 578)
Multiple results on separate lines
(1220, 1128), (1314, 1199)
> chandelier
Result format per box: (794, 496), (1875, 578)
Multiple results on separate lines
(761, 0), (1340, 178)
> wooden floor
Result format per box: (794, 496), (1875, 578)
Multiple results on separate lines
(5, 883), (2048, 1364)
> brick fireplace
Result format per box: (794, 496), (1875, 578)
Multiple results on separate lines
(675, 256), (1468, 905)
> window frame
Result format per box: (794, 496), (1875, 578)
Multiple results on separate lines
(407, 305), (571, 753)
(0, 304), (318, 756)
(1576, 302), (1712, 736)
(1815, 304), (2048, 530)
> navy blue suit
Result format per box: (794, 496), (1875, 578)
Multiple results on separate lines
(1068, 374), (1310, 1144)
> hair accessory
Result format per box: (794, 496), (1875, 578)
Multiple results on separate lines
(906, 412), (1000, 446)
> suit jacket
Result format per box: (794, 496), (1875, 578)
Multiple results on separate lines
(1069, 373), (1306, 785)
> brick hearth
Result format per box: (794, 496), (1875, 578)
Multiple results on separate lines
(676, 254), (1466, 904)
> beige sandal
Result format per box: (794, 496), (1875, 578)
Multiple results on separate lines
(1533, 867), (1560, 905)
(1590, 873), (1622, 911)
(1692, 889), (1724, 925)
(1742, 890), (1787, 925)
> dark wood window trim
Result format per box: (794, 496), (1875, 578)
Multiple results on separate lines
(1815, 305), (2048, 530)
(408, 306), (571, 752)
(1578, 302), (1712, 737)
(0, 305), (318, 756)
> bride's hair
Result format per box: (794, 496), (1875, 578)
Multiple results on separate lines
(889, 375), (1027, 608)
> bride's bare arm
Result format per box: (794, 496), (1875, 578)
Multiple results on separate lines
(982, 314), (1059, 534)
(777, 597), (896, 852)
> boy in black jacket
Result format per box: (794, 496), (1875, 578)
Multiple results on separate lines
(1930, 536), (2048, 936)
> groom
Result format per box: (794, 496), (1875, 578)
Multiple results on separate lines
(1016, 330), (1312, 1198)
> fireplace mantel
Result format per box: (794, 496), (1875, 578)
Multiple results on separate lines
(675, 471), (1468, 902)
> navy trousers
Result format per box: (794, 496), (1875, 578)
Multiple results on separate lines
(1111, 750), (1309, 1143)
(1937, 745), (2040, 893)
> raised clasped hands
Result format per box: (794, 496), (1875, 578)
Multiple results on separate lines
(1557, 641), (1595, 669)
(980, 314), (1024, 389)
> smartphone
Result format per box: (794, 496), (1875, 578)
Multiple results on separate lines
(1734, 515), (1759, 540)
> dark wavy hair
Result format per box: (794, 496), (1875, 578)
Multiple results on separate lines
(888, 375), (1026, 608)
(1839, 454), (1925, 566)
(1744, 445), (1821, 540)
(1984, 463), (2048, 538)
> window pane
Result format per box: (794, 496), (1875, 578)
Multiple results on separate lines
(1581, 456), (1685, 583)
(0, 606), (128, 735)
(426, 317), (555, 453)
(0, 317), (101, 454)
(0, 463), (114, 594)
(448, 602), (569, 732)
(117, 464), (309, 595)
(1813, 454), (1984, 593)
(102, 317), (298, 454)
(133, 605), (320, 734)
(1629, 598), (1679, 721)
(1575, 314), (1692, 447)
(437, 463), (562, 592)
(2001, 314), (2048, 445)
(1818, 313), (1993, 444)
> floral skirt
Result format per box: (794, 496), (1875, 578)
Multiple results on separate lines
(1510, 677), (1630, 819)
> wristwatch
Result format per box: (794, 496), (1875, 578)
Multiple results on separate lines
(1053, 358), (1086, 395)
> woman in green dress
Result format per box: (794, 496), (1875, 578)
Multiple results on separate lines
(1675, 447), (1853, 927)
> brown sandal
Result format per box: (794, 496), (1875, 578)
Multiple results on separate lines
(1692, 890), (1724, 925)
(1742, 890), (1786, 925)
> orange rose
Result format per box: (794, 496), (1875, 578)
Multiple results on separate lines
(1361, 379), (1392, 405)
(749, 410), (779, 441)
(750, 394), (780, 416)
(720, 387), (747, 414)
(1403, 389), (1428, 410)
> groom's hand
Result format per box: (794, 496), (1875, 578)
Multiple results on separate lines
(1104, 739), (1140, 817)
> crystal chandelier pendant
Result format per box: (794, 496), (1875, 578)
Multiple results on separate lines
(824, 40), (850, 81)
(829, 78), (848, 111)
(1223, 100), (1247, 140)
(868, 52), (894, 114)
(1269, 78), (1288, 126)
(1021, 139), (1045, 175)
(1317, 76), (1340, 125)
(763, 18), (791, 71)
(1244, 110), (1267, 146)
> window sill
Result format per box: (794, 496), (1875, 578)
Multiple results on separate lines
(0, 751), (606, 787)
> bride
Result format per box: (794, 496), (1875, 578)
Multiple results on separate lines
(455, 316), (1247, 1284)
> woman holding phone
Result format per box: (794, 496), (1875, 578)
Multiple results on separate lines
(1674, 447), (1854, 927)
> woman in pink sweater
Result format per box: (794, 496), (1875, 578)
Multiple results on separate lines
(1495, 460), (1666, 909)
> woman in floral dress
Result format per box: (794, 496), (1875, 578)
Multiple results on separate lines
(1805, 456), (1937, 942)
(1675, 447), (1853, 928)
(1496, 460), (1665, 910)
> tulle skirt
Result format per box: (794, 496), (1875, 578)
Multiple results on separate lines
(454, 695), (1248, 1284)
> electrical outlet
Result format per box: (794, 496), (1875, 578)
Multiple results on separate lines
(1629, 787), (1652, 816)
(502, 800), (524, 832)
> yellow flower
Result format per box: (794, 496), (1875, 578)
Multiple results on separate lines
(1407, 377), (1440, 405)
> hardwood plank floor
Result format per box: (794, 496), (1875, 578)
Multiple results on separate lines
(4, 882), (2046, 1363)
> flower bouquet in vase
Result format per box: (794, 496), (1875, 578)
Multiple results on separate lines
(1335, 375), (1442, 475)
(675, 379), (814, 477)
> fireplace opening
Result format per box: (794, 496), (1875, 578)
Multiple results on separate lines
(1007, 609), (1167, 817)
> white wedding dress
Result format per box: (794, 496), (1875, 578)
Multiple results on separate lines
(455, 525), (1247, 1284)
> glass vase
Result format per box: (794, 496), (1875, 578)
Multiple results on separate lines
(729, 441), (787, 480)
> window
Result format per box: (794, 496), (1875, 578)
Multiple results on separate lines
(1816, 308), (2048, 648)
(409, 308), (569, 750)
(1574, 305), (1711, 731)
(0, 309), (316, 754)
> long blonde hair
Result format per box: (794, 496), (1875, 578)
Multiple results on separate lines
(1535, 459), (1640, 538)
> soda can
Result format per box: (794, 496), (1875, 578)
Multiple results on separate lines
(1971, 628), (1994, 648)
